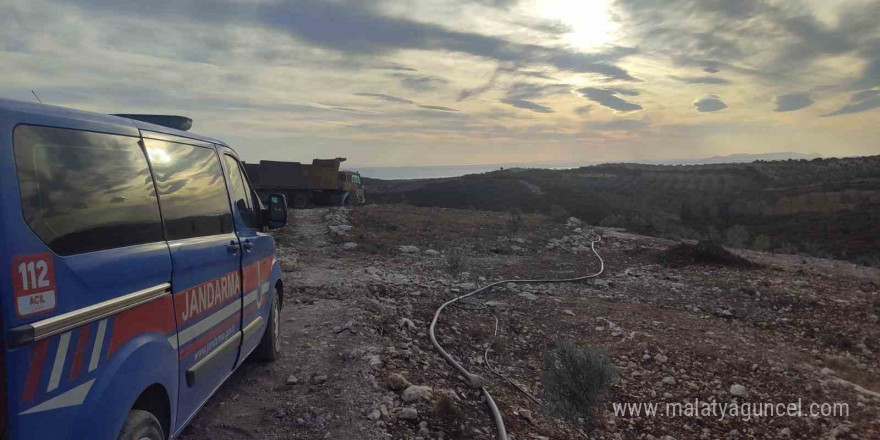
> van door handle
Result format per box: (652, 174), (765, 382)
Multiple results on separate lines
(242, 240), (254, 253)
(227, 241), (239, 254)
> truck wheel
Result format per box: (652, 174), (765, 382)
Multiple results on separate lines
(343, 192), (352, 207)
(292, 192), (309, 209)
(254, 288), (281, 362)
(118, 410), (164, 440)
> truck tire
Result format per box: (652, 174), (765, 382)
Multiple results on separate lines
(342, 192), (352, 207)
(118, 410), (164, 440)
(254, 288), (281, 362)
(292, 192), (309, 209)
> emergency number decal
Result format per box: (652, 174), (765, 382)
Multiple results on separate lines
(12, 253), (57, 318)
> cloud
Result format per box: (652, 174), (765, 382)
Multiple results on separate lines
(506, 82), (571, 100)
(500, 99), (554, 113)
(379, 63), (417, 72)
(417, 105), (458, 112)
(355, 93), (415, 105)
(72, 0), (636, 81)
(774, 92), (814, 112)
(574, 105), (592, 115)
(671, 75), (731, 85)
(389, 73), (449, 92)
(503, 69), (557, 80)
(693, 95), (727, 112)
(591, 119), (649, 131)
(823, 89), (880, 116)
(578, 87), (642, 112)
(356, 93), (457, 112)
(613, 0), (878, 83)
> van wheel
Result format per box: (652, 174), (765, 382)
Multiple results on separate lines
(118, 410), (164, 440)
(254, 289), (281, 362)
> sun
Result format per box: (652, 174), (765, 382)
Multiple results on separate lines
(530, 0), (618, 49)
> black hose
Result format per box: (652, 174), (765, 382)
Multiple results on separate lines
(429, 232), (605, 440)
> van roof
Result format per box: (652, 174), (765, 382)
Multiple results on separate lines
(0, 98), (228, 147)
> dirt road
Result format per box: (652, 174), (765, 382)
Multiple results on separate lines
(179, 208), (386, 440)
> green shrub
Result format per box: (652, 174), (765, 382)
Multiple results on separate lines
(750, 234), (771, 252)
(543, 339), (616, 424)
(725, 224), (749, 248)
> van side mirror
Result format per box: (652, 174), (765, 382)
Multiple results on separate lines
(267, 193), (288, 229)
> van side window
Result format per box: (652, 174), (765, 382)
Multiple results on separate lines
(144, 139), (233, 240)
(13, 125), (164, 255)
(221, 154), (256, 229)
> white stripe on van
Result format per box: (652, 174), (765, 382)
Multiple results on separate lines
(47, 332), (71, 392)
(21, 379), (95, 415)
(243, 289), (258, 307)
(174, 299), (240, 348)
(89, 320), (107, 372)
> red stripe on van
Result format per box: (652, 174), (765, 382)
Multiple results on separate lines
(107, 295), (175, 358)
(177, 314), (239, 359)
(21, 339), (49, 403)
(68, 325), (90, 381)
(242, 264), (258, 293)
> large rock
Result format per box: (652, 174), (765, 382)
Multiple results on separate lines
(730, 384), (748, 397)
(387, 373), (411, 391)
(399, 245), (420, 254)
(329, 225), (352, 236)
(401, 385), (433, 402)
(395, 407), (419, 421)
(518, 292), (538, 301)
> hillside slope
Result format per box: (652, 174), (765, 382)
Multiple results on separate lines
(181, 205), (878, 440)
(367, 156), (880, 267)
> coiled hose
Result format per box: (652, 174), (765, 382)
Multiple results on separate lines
(429, 232), (605, 440)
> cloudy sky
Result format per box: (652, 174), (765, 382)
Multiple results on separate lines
(2, 0), (878, 167)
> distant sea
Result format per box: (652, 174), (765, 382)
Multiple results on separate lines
(348, 152), (822, 180)
(350, 162), (589, 180)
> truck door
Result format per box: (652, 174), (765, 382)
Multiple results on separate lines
(219, 150), (276, 362)
(142, 135), (243, 430)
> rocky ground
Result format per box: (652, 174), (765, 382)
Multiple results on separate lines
(180, 205), (879, 440)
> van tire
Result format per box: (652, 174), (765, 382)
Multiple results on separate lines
(254, 289), (281, 362)
(118, 409), (164, 440)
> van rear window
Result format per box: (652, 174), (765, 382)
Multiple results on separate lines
(13, 125), (164, 255)
(144, 139), (233, 240)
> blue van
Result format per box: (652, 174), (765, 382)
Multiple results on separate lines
(0, 99), (289, 439)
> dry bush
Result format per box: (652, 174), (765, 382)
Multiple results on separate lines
(445, 249), (468, 278)
(659, 240), (758, 268)
(507, 208), (525, 235)
(549, 204), (570, 224)
(543, 339), (616, 425)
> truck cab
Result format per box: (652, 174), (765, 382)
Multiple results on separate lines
(338, 171), (366, 206)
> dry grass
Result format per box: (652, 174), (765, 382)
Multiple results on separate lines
(350, 205), (555, 250)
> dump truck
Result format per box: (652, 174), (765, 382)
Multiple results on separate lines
(244, 157), (366, 208)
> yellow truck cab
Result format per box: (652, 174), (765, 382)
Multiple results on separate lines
(338, 171), (366, 206)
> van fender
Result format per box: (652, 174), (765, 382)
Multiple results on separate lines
(70, 326), (178, 439)
(270, 260), (283, 308)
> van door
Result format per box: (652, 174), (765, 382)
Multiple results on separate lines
(142, 135), (243, 430)
(5, 125), (175, 440)
(219, 150), (276, 362)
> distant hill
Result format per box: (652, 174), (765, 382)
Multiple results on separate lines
(645, 152), (823, 165)
(354, 153), (823, 179)
(366, 155), (880, 267)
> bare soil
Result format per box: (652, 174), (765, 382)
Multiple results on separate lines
(181, 205), (880, 440)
